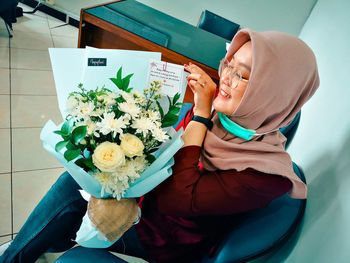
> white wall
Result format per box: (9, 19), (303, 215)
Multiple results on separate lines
(137, 0), (317, 36)
(261, 0), (350, 262)
(47, 0), (317, 36)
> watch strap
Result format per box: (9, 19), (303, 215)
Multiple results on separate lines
(191, 115), (213, 130)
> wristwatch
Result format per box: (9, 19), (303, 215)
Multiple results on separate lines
(191, 115), (213, 130)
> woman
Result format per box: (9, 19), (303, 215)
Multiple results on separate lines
(0, 28), (319, 263)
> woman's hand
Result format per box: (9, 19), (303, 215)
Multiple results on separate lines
(185, 63), (216, 118)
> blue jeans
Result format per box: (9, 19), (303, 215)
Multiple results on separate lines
(0, 172), (154, 263)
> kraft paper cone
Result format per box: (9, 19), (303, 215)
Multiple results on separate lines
(88, 197), (138, 242)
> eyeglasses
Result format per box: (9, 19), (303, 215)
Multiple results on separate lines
(218, 59), (248, 89)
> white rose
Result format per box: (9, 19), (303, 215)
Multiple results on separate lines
(92, 142), (125, 172)
(120, 134), (144, 158)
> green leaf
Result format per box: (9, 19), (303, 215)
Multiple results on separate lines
(75, 158), (95, 170)
(64, 149), (81, 162)
(109, 78), (123, 90)
(55, 141), (68, 152)
(167, 96), (172, 107)
(148, 147), (159, 153)
(66, 141), (78, 150)
(146, 154), (156, 164)
(72, 126), (87, 144)
(168, 107), (180, 115)
(173, 93), (181, 104)
(122, 73), (133, 90)
(54, 130), (67, 136)
(61, 118), (74, 134)
(156, 101), (164, 119)
(117, 67), (122, 80)
(161, 114), (179, 128)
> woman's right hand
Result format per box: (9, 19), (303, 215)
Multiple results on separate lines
(185, 63), (216, 118)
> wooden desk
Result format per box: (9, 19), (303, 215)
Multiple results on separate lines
(78, 0), (227, 102)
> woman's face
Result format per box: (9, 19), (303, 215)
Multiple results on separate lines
(213, 41), (252, 115)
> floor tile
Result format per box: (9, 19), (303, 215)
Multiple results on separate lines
(0, 95), (10, 128)
(11, 69), (56, 95)
(11, 95), (62, 128)
(12, 128), (62, 172)
(0, 28), (10, 47)
(0, 129), (11, 174)
(10, 31), (54, 51)
(48, 17), (78, 38)
(0, 68), (10, 94)
(0, 173), (11, 236)
(0, 235), (12, 245)
(52, 35), (78, 48)
(12, 14), (50, 34)
(0, 47), (9, 68)
(13, 168), (65, 232)
(11, 48), (51, 70)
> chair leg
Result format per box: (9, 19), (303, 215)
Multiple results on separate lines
(1, 18), (13, 38)
(5, 22), (13, 38)
(23, 1), (45, 15)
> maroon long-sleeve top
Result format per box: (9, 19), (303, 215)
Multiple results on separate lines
(135, 108), (292, 263)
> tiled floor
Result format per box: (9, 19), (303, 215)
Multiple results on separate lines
(0, 2), (76, 262)
(0, 3), (146, 263)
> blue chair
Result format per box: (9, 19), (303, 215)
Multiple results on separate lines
(0, 0), (19, 37)
(174, 104), (305, 263)
(200, 110), (304, 263)
(197, 10), (240, 41)
(201, 162), (306, 263)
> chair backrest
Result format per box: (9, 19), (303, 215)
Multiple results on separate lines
(201, 163), (307, 263)
(197, 10), (240, 41)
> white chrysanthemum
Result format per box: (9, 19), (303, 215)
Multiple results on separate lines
(132, 156), (147, 174)
(120, 91), (136, 104)
(93, 158), (147, 199)
(152, 127), (169, 142)
(133, 91), (146, 104)
(132, 117), (156, 137)
(71, 101), (98, 120)
(92, 172), (116, 197)
(146, 110), (161, 122)
(93, 171), (129, 199)
(75, 119), (97, 136)
(96, 112), (128, 138)
(114, 160), (141, 182)
(67, 96), (79, 110)
(118, 102), (141, 119)
(103, 92), (119, 106)
(94, 108), (105, 116)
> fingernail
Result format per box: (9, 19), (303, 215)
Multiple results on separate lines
(189, 62), (193, 65)
(184, 64), (188, 67)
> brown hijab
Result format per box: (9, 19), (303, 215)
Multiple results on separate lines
(200, 28), (320, 199)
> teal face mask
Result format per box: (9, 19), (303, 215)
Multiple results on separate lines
(218, 111), (279, 140)
(217, 112), (257, 140)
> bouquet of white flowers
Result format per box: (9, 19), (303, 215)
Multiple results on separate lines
(41, 48), (186, 248)
(54, 67), (182, 200)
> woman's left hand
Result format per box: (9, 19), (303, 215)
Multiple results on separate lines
(185, 63), (216, 118)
